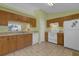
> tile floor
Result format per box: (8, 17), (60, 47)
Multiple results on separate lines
(6, 42), (78, 56)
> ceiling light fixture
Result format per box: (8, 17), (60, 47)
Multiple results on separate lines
(48, 3), (54, 6)
(48, 0), (55, 6)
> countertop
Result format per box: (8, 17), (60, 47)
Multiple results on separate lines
(0, 31), (33, 36)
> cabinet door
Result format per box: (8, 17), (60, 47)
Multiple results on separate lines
(31, 18), (36, 27)
(24, 34), (32, 46)
(45, 32), (48, 42)
(0, 11), (8, 25)
(8, 36), (16, 52)
(1, 36), (9, 55)
(0, 36), (3, 55)
(8, 13), (18, 21)
(28, 18), (36, 27)
(16, 35), (25, 50)
(57, 33), (64, 45)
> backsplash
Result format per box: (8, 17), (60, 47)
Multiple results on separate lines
(0, 26), (8, 33)
(0, 21), (38, 33)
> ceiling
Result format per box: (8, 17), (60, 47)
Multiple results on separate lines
(0, 3), (79, 19)
(3, 3), (79, 13)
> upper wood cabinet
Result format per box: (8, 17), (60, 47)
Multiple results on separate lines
(9, 13), (36, 27)
(8, 13), (18, 21)
(17, 15), (36, 27)
(59, 21), (64, 27)
(27, 18), (36, 27)
(47, 13), (79, 27)
(17, 15), (24, 22)
(0, 10), (36, 27)
(0, 10), (8, 25)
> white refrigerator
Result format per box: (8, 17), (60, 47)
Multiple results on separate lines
(64, 19), (79, 51)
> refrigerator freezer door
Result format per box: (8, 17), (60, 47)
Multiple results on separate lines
(64, 19), (79, 51)
(64, 29), (79, 50)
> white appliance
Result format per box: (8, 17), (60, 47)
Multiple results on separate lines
(64, 19), (79, 51)
(32, 32), (39, 45)
(48, 30), (58, 44)
(48, 22), (59, 44)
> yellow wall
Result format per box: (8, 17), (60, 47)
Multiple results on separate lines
(34, 10), (48, 31)
(0, 26), (8, 33)
(8, 21), (38, 32)
(0, 4), (35, 18)
(0, 4), (79, 32)
(47, 9), (79, 20)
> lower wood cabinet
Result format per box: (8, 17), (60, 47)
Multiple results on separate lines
(45, 32), (48, 42)
(57, 33), (64, 45)
(2, 36), (9, 55)
(0, 37), (2, 55)
(8, 36), (17, 52)
(24, 34), (32, 46)
(16, 34), (32, 50)
(0, 36), (9, 55)
(0, 36), (8, 55)
(0, 34), (32, 55)
(16, 35), (25, 50)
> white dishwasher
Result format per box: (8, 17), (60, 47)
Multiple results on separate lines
(48, 31), (58, 44)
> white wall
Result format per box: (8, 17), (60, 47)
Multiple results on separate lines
(34, 10), (47, 43)
(39, 18), (46, 43)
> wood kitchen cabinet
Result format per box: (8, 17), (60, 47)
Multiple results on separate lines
(45, 32), (48, 42)
(59, 21), (64, 27)
(8, 13), (26, 22)
(47, 13), (79, 27)
(8, 13), (18, 21)
(16, 34), (32, 50)
(28, 18), (36, 27)
(0, 11), (8, 25)
(57, 33), (64, 45)
(0, 10), (36, 27)
(8, 13), (36, 27)
(24, 34), (32, 46)
(16, 35), (25, 50)
(0, 34), (32, 56)
(0, 36), (3, 55)
(1, 36), (9, 55)
(17, 15), (24, 22)
(8, 36), (17, 52)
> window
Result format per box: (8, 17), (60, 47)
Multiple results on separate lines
(8, 24), (22, 32)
